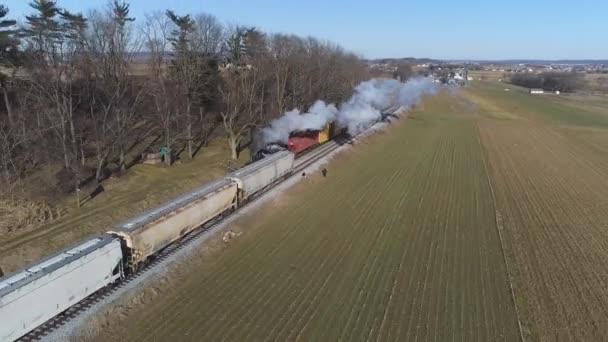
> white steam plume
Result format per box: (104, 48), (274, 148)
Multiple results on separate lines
(259, 100), (339, 145)
(255, 77), (438, 151)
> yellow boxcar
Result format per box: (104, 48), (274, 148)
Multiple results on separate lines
(318, 124), (331, 144)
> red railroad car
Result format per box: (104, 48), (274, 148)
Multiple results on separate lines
(287, 124), (338, 155)
(287, 134), (319, 154)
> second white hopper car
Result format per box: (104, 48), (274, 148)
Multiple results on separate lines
(227, 150), (294, 201)
(108, 179), (239, 266)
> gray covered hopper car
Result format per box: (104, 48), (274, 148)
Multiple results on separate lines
(227, 150), (294, 201)
(0, 236), (123, 342)
(108, 178), (238, 265)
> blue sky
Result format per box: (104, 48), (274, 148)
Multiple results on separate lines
(5, 0), (608, 60)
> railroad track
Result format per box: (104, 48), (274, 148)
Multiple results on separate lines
(20, 139), (345, 342)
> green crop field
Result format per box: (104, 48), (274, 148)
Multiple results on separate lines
(89, 83), (608, 341)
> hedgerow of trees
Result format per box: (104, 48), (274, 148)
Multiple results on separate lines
(0, 1), (369, 207)
(509, 72), (582, 93)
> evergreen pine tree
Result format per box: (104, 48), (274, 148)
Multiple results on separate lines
(0, 4), (19, 125)
(0, 4), (19, 70)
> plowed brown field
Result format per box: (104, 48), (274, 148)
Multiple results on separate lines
(479, 120), (608, 340)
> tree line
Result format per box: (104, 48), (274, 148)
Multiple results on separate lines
(0, 1), (369, 202)
(509, 72), (582, 93)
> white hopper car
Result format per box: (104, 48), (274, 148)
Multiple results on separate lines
(227, 150), (294, 201)
(108, 178), (239, 266)
(0, 236), (123, 342)
(0, 150), (295, 341)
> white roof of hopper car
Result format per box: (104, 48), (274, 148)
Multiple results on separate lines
(228, 150), (292, 179)
(114, 178), (235, 232)
(0, 236), (117, 298)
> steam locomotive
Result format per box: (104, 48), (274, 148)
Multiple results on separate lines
(254, 123), (345, 161)
(254, 105), (401, 161)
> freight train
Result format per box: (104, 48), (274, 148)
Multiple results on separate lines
(0, 105), (403, 341)
(0, 151), (294, 341)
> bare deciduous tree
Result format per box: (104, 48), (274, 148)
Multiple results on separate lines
(0, 1), (370, 213)
(167, 10), (204, 160)
(85, 1), (141, 178)
(192, 13), (223, 55)
(219, 27), (270, 160)
(393, 62), (414, 82)
(21, 0), (90, 205)
(143, 11), (176, 165)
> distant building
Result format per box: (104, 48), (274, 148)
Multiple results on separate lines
(529, 88), (544, 94)
(453, 70), (466, 80)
